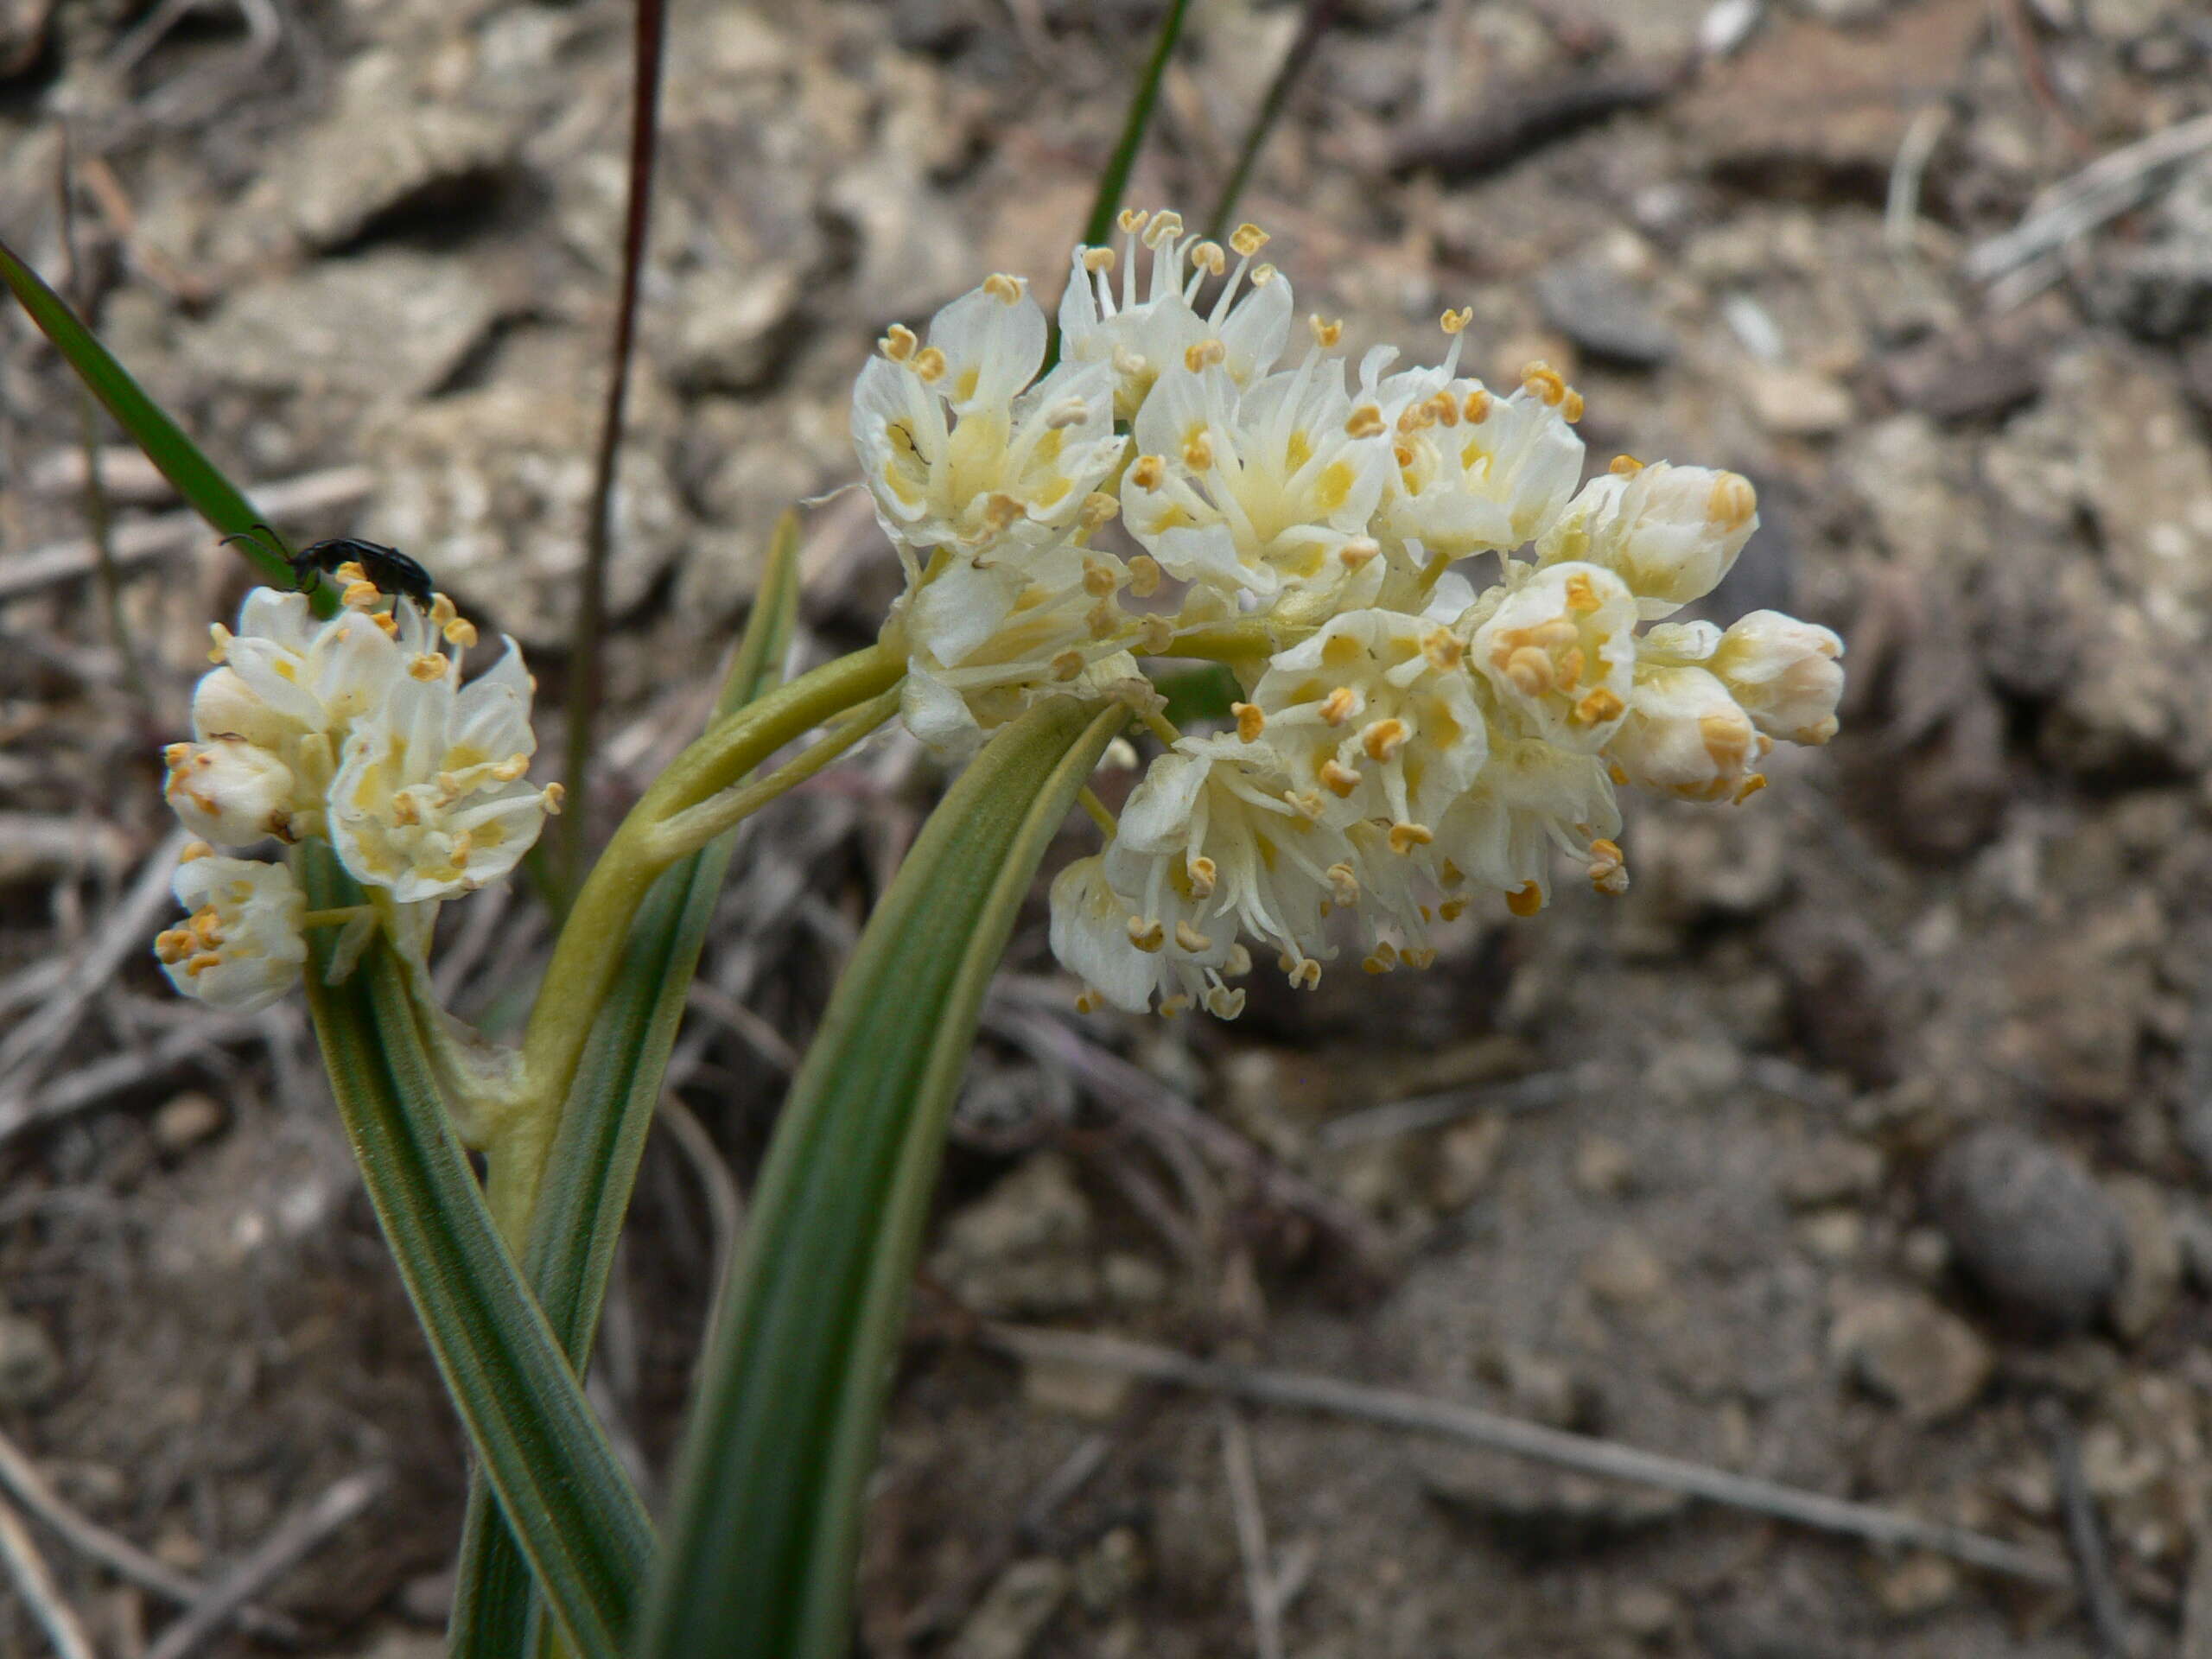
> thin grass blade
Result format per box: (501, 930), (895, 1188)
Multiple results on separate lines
(448, 514), (804, 1658)
(638, 695), (1125, 1659)
(0, 234), (324, 605)
(296, 846), (653, 1659)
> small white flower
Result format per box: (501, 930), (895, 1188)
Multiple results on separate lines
(1605, 664), (1759, 803)
(1059, 210), (1293, 422)
(1122, 355), (1395, 602)
(1468, 562), (1637, 750)
(1537, 461), (1758, 617)
(852, 276), (1124, 556)
(1433, 733), (1624, 914)
(1049, 853), (1249, 1019)
(1376, 365), (1586, 561)
(1709, 610), (1845, 746)
(1244, 607), (1486, 850)
(162, 738), (299, 846)
(327, 639), (560, 902)
(153, 846), (308, 1013)
(1109, 739), (1357, 998)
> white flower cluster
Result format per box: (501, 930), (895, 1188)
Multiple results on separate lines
(155, 575), (560, 1012)
(856, 209), (1845, 1020)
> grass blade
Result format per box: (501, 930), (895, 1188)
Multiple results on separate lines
(296, 846), (653, 1659)
(449, 514), (804, 1657)
(1079, 0), (1194, 248)
(638, 695), (1125, 1659)
(0, 234), (325, 607)
(562, 0), (672, 888)
(1205, 0), (1342, 241)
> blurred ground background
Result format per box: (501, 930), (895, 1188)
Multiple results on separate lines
(4, 0), (2212, 1653)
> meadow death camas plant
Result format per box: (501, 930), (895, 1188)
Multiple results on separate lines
(857, 207), (1845, 1020)
(154, 206), (1844, 1031)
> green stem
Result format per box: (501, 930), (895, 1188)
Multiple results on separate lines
(648, 686), (903, 865)
(502, 643), (902, 1227)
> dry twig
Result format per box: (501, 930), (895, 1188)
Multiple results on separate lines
(0, 467), (374, 604)
(141, 1466), (386, 1659)
(1965, 111), (2212, 289)
(1219, 1408), (1285, 1659)
(0, 1421), (300, 1643)
(984, 1325), (2075, 1589)
(0, 1488), (100, 1659)
(2037, 1399), (2132, 1659)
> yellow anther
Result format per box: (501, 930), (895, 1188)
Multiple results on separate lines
(1307, 315), (1343, 348)
(1421, 627), (1465, 671)
(1130, 454), (1166, 491)
(1127, 554), (1164, 598)
(1083, 559), (1121, 597)
(1287, 957), (1322, 990)
(1225, 944), (1253, 977)
(1319, 686), (1358, 726)
(336, 561), (368, 585)
(1388, 821), (1433, 855)
(1463, 387), (1491, 423)
(1326, 862), (1359, 905)
(912, 346), (947, 382)
(1183, 338), (1227, 372)
(1393, 441), (1416, 468)
(1708, 471), (1758, 531)
(1118, 207), (1150, 235)
(1506, 882), (1544, 917)
(1050, 649), (1087, 681)
(1136, 614), (1175, 653)
(1232, 702), (1266, 742)
(1181, 430), (1215, 470)
(1573, 687), (1625, 726)
(1287, 789), (1325, 821)
(1734, 772), (1768, 804)
(982, 272), (1026, 304)
(207, 623), (233, 664)
(1230, 223), (1269, 257)
(1608, 760), (1630, 785)
(1083, 246), (1116, 274)
(1588, 838), (1628, 896)
(1362, 718), (1408, 763)
(1429, 390), (1461, 427)
(1338, 537), (1380, 570)
(391, 795), (419, 827)
(1610, 454), (1644, 475)
(542, 782), (566, 815)
(1561, 390), (1586, 423)
(1249, 263), (1278, 285)
(1205, 986), (1247, 1020)
(1189, 240), (1227, 276)
(1440, 306), (1473, 334)
(1439, 897), (1469, 921)
(1173, 919), (1211, 952)
(1320, 759), (1362, 798)
(1127, 916), (1166, 953)
(342, 579), (381, 611)
(1503, 645), (1554, 696)
(1404, 946), (1438, 969)
(1521, 361), (1569, 406)
(162, 741), (193, 770)
(1362, 951), (1395, 976)
(408, 652), (449, 682)
(982, 493), (1023, 532)
(491, 754), (530, 781)
(371, 612), (399, 638)
(442, 617), (477, 648)
(1159, 994), (1192, 1018)
(1186, 855), (1217, 899)
(1074, 988), (1101, 1014)
(1563, 571), (1600, 613)
(180, 840), (214, 863)
(1087, 599), (1120, 639)
(1078, 491), (1121, 531)
(1345, 404), (1384, 439)
(1142, 211), (1184, 249)
(880, 322), (918, 360)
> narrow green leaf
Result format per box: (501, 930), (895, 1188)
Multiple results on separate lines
(296, 847), (653, 1659)
(639, 696), (1125, 1659)
(449, 515), (805, 1658)
(0, 235), (327, 608)
(1079, 0), (1194, 249)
